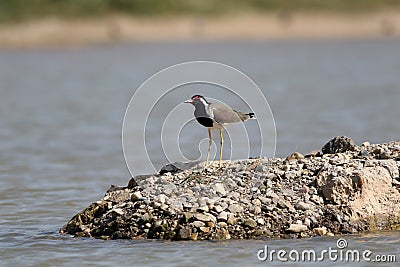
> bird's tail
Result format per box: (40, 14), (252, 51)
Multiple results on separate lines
(247, 112), (256, 119)
(236, 111), (256, 121)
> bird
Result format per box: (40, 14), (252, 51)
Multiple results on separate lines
(184, 95), (255, 168)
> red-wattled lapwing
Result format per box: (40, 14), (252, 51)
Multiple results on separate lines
(185, 95), (255, 168)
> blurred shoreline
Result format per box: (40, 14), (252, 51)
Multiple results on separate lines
(0, 11), (399, 48)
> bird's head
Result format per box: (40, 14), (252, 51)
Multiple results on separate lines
(184, 95), (210, 106)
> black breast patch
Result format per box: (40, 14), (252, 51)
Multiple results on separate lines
(196, 117), (214, 128)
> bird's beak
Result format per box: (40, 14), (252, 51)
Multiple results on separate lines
(184, 99), (193, 104)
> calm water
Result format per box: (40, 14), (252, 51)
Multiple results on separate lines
(1, 39), (400, 266)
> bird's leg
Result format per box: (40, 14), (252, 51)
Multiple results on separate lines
(219, 129), (223, 168)
(206, 128), (212, 168)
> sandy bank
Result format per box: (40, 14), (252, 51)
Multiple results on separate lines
(1, 12), (400, 48)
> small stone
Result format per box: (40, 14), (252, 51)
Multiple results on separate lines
(206, 221), (214, 228)
(217, 211), (228, 221)
(194, 213), (210, 222)
(216, 229), (230, 240)
(200, 227), (210, 233)
(255, 165), (268, 172)
(182, 212), (193, 222)
(112, 208), (124, 215)
(163, 183), (176, 196)
(258, 196), (271, 205)
(380, 151), (391, 159)
(362, 142), (370, 147)
(214, 205), (224, 213)
(227, 214), (237, 225)
(313, 227), (327, 236)
(359, 149), (369, 157)
(190, 233), (198, 241)
(131, 192), (143, 202)
(218, 222), (228, 227)
(265, 173), (277, 180)
(145, 223), (151, 228)
(310, 195), (322, 204)
(244, 218), (257, 228)
(194, 213), (216, 222)
(214, 183), (226, 195)
(326, 232), (335, 237)
(256, 218), (265, 225)
(228, 203), (243, 214)
(304, 218), (311, 227)
(157, 194), (167, 204)
(193, 221), (205, 228)
(252, 199), (261, 206)
(142, 213), (152, 222)
(288, 152), (305, 160)
(198, 206), (209, 212)
(253, 206), (262, 214)
(295, 201), (314, 211)
(178, 227), (191, 239)
(277, 198), (290, 209)
(288, 224), (308, 233)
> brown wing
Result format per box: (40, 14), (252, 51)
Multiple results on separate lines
(210, 103), (242, 124)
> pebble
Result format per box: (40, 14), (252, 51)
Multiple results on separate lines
(192, 221), (205, 228)
(217, 211), (228, 221)
(131, 192), (143, 202)
(198, 206), (209, 212)
(218, 222), (228, 227)
(243, 219), (257, 228)
(163, 183), (176, 196)
(255, 165), (268, 172)
(194, 213), (213, 222)
(200, 227), (210, 233)
(288, 224), (308, 233)
(295, 201), (314, 211)
(313, 227), (327, 236)
(228, 203), (243, 214)
(256, 218), (265, 225)
(214, 205), (224, 213)
(227, 214), (237, 225)
(214, 183), (226, 195)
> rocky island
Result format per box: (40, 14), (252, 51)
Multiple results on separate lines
(60, 136), (400, 240)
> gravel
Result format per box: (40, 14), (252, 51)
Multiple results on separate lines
(60, 137), (400, 241)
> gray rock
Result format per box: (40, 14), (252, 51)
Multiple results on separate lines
(322, 136), (356, 154)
